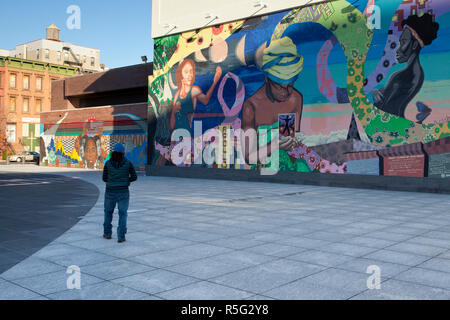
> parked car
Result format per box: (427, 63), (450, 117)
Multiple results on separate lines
(8, 152), (40, 163)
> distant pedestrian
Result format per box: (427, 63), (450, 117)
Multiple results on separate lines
(102, 143), (137, 243)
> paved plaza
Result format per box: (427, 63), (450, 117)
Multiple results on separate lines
(1, 165), (450, 300)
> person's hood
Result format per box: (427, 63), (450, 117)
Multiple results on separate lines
(110, 158), (126, 168)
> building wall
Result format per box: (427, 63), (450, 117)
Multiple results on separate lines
(0, 57), (77, 153)
(152, 0), (324, 38)
(148, 0), (450, 179)
(40, 104), (148, 171)
(10, 39), (102, 73)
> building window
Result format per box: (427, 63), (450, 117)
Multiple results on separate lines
(36, 77), (43, 91)
(57, 51), (61, 61)
(23, 75), (30, 90)
(45, 49), (50, 59)
(83, 56), (87, 63)
(9, 96), (16, 112)
(91, 57), (95, 66)
(36, 99), (42, 113)
(64, 51), (69, 61)
(10, 74), (16, 88)
(23, 98), (30, 113)
(6, 124), (17, 143)
(76, 54), (80, 62)
(36, 49), (40, 59)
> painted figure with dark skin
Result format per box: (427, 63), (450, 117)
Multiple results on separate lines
(80, 136), (102, 169)
(372, 14), (439, 119)
(242, 37), (304, 166)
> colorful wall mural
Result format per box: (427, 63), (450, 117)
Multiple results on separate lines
(40, 106), (148, 171)
(148, 0), (450, 178)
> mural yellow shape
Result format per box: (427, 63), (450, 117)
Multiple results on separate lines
(149, 20), (245, 86)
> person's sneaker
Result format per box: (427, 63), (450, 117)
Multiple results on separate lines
(103, 234), (112, 240)
(118, 237), (126, 243)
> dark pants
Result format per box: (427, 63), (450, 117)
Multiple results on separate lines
(103, 189), (129, 239)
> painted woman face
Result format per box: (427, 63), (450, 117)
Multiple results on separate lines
(181, 63), (194, 87)
(84, 139), (98, 169)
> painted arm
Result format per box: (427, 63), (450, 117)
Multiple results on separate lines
(296, 93), (303, 133)
(192, 66), (223, 108)
(170, 91), (181, 130)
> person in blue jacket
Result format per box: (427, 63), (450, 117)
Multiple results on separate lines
(102, 143), (137, 243)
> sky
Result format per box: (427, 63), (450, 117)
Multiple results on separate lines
(0, 0), (154, 69)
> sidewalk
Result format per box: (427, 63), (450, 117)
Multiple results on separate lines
(1, 165), (450, 300)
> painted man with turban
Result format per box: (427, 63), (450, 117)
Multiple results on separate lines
(242, 37), (310, 172)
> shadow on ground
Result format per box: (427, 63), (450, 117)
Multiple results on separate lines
(0, 173), (99, 273)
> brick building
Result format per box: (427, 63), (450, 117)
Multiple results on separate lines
(0, 56), (77, 156)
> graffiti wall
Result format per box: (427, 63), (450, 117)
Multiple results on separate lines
(149, 0), (450, 178)
(40, 105), (148, 171)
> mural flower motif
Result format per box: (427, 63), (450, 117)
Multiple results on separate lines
(348, 85), (358, 99)
(319, 159), (347, 174)
(348, 13), (358, 24)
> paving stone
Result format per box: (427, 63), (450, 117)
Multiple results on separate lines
(340, 236), (395, 249)
(287, 250), (354, 267)
(244, 243), (307, 258)
(303, 231), (353, 242)
(364, 250), (430, 267)
(47, 281), (149, 300)
(131, 244), (232, 268)
(317, 243), (377, 258)
(211, 259), (325, 294)
(44, 251), (118, 268)
(364, 231), (415, 242)
(264, 280), (358, 300)
(81, 260), (154, 281)
(12, 270), (103, 296)
(0, 281), (41, 300)
(275, 237), (332, 250)
(336, 258), (411, 279)
(207, 237), (266, 250)
(419, 258), (450, 273)
(406, 237), (450, 249)
(112, 269), (198, 294)
(301, 268), (369, 293)
(156, 281), (253, 300)
(53, 232), (99, 244)
(395, 267), (450, 290)
(1, 257), (64, 281)
(386, 243), (446, 257)
(351, 279), (450, 300)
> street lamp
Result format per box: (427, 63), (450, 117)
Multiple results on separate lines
(141, 56), (148, 63)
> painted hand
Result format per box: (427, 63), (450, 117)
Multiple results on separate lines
(279, 136), (295, 151)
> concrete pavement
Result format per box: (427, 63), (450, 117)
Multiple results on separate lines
(1, 164), (450, 300)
